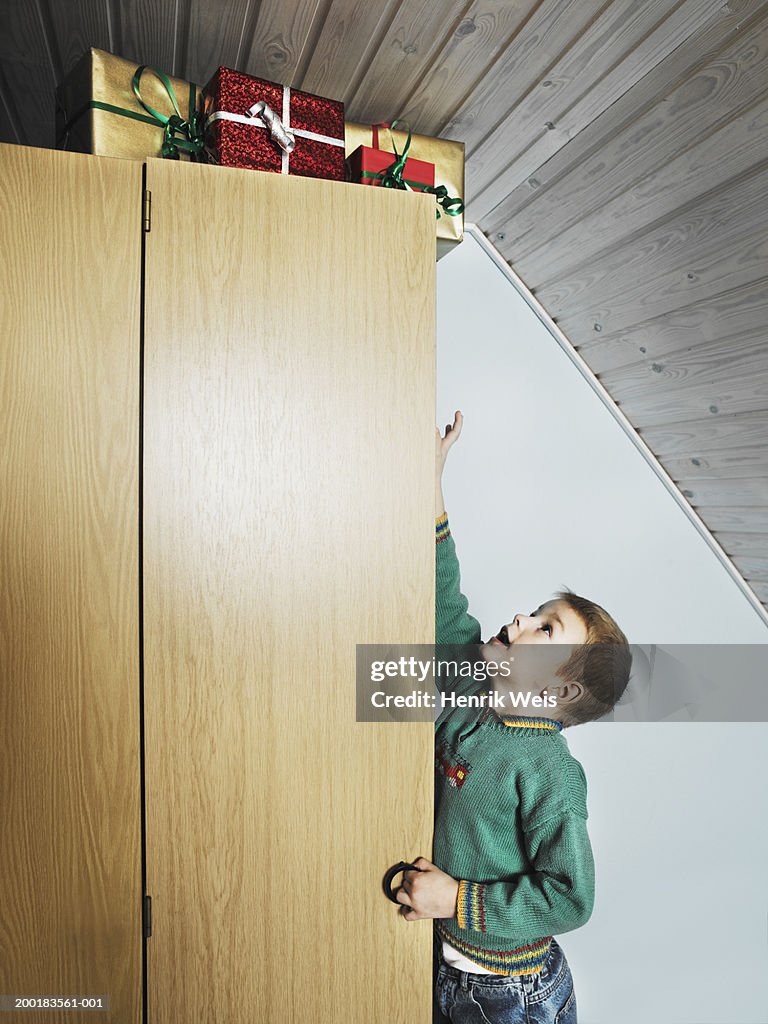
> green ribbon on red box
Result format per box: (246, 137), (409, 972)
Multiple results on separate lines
(374, 119), (413, 190)
(373, 119), (464, 220)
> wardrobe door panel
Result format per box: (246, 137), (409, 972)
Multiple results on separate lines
(143, 160), (435, 1023)
(0, 145), (143, 1023)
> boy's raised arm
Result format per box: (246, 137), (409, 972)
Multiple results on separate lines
(435, 412), (482, 646)
(436, 518), (482, 645)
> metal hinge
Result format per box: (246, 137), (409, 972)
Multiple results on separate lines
(142, 189), (152, 233)
(143, 894), (152, 938)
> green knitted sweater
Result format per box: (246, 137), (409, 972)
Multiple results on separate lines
(433, 512), (595, 974)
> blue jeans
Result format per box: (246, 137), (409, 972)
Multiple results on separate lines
(433, 938), (577, 1024)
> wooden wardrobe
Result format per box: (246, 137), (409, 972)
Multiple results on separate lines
(0, 143), (435, 1023)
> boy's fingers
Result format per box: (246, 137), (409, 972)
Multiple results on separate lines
(438, 411), (463, 441)
(395, 887), (412, 907)
(400, 907), (423, 921)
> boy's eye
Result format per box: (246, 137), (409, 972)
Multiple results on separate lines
(540, 623), (553, 636)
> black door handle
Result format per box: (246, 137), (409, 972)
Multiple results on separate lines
(382, 860), (422, 903)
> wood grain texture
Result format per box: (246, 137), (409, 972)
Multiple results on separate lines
(732, 555), (768, 580)
(183, 0), (254, 86)
(515, 91), (768, 285)
(142, 161), (435, 1023)
(0, 145), (142, 1023)
(575, 278), (768, 376)
(713, 533), (768, 579)
(0, 0), (58, 147)
(1, 0), (767, 616)
(662, 447), (768, 482)
(639, 410), (768, 458)
(485, 0), (766, 242)
(396, 0), (538, 136)
(538, 158), (768, 303)
(0, 57), (56, 147)
(345, 0), (472, 125)
(440, 0), (606, 147)
(298, 0), (402, 101)
(712, 531), (768, 557)
(547, 167), (768, 340)
(599, 328), (768, 405)
(606, 357), (768, 431)
(674, 476), (768, 507)
(698, 506), (768, 534)
(42, 0), (114, 76)
(0, 63), (23, 144)
(119, 0), (183, 75)
(0, 0), (54, 65)
(467, 0), (726, 220)
(745, 579), (768, 602)
(243, 0), (331, 89)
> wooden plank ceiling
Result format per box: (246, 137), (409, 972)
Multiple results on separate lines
(2, 0), (767, 619)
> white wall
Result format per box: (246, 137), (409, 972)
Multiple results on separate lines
(436, 232), (768, 1024)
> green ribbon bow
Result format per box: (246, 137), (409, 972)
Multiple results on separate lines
(376, 119), (465, 219)
(423, 183), (465, 220)
(131, 65), (204, 160)
(376, 119), (413, 190)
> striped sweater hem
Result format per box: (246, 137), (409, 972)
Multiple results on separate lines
(436, 921), (551, 975)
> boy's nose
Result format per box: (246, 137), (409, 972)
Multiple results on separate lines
(512, 614), (536, 636)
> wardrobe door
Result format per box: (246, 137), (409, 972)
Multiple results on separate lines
(0, 146), (143, 1022)
(142, 159), (435, 1023)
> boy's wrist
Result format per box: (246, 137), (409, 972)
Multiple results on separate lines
(436, 511), (450, 543)
(455, 880), (486, 932)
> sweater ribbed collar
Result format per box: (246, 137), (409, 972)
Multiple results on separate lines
(480, 709), (564, 735)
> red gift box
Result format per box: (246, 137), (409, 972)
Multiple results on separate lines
(346, 145), (435, 192)
(202, 67), (345, 180)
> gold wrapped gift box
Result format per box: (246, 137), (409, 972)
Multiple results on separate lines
(344, 122), (465, 260)
(56, 48), (202, 162)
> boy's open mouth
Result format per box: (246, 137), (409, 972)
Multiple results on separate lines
(491, 625), (510, 647)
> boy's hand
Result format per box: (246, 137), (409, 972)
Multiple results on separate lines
(436, 410), (463, 517)
(395, 857), (459, 921)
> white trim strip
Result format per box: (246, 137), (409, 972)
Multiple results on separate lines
(466, 223), (768, 629)
(204, 111), (345, 148)
(281, 86), (290, 175)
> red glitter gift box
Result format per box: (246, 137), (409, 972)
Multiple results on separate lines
(202, 67), (345, 180)
(346, 145), (435, 192)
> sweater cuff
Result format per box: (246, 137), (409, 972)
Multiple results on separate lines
(456, 880), (486, 932)
(436, 512), (450, 544)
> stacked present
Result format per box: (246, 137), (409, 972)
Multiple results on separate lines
(56, 48), (465, 258)
(344, 121), (464, 259)
(56, 49), (204, 161)
(202, 67), (346, 180)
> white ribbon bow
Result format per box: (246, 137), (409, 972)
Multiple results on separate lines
(204, 86), (345, 173)
(246, 100), (295, 155)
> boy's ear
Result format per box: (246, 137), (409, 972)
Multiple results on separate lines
(552, 680), (584, 705)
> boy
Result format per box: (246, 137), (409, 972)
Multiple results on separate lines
(394, 411), (632, 1024)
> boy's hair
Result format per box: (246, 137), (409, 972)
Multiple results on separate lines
(553, 588), (632, 726)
